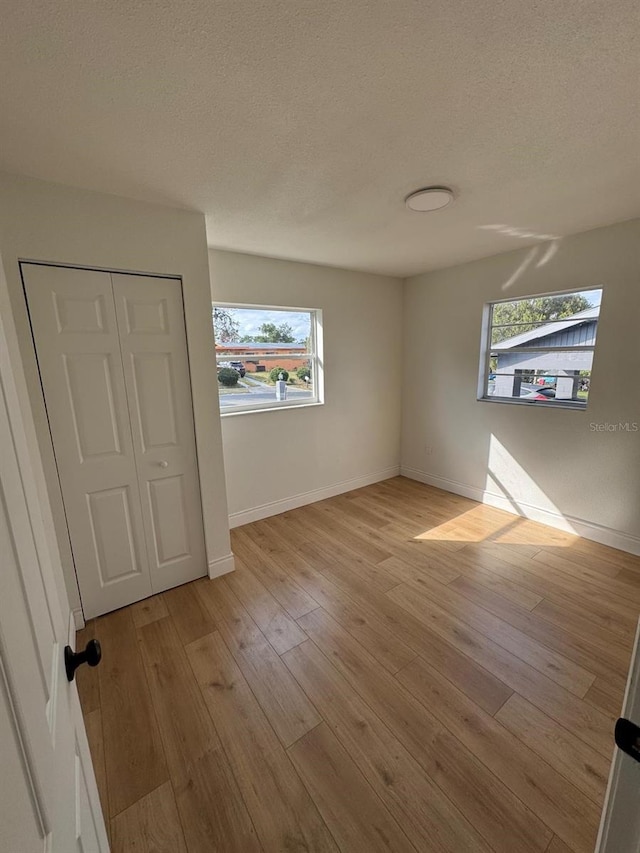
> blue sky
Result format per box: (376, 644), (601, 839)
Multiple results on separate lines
(222, 308), (311, 341)
(579, 288), (602, 307)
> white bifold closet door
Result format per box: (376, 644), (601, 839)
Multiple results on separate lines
(23, 264), (206, 618)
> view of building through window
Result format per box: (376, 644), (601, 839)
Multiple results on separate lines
(212, 304), (322, 413)
(481, 288), (603, 408)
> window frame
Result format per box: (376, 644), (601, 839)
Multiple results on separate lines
(213, 301), (324, 417)
(477, 286), (603, 411)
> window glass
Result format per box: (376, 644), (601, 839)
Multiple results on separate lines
(481, 289), (603, 408)
(213, 304), (322, 414)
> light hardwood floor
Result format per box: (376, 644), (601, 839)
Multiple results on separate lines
(76, 477), (640, 853)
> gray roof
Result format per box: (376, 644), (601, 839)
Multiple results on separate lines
(492, 305), (599, 350)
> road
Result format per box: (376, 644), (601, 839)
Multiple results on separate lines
(220, 377), (314, 408)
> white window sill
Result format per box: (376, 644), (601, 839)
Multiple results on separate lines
(478, 395), (587, 411)
(220, 400), (324, 418)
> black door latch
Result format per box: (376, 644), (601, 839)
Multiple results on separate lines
(614, 717), (640, 764)
(64, 639), (102, 682)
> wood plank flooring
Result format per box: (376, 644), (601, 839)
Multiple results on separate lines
(75, 476), (640, 853)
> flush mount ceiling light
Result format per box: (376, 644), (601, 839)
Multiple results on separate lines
(405, 186), (455, 212)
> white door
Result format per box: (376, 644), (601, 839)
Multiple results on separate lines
(597, 617), (640, 853)
(0, 288), (108, 852)
(112, 274), (206, 593)
(23, 265), (153, 617)
(22, 265), (207, 619)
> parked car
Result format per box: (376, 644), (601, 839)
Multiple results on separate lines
(217, 360), (245, 377)
(520, 386), (557, 400)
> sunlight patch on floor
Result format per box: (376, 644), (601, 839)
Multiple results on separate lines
(412, 506), (515, 543)
(408, 436), (581, 547)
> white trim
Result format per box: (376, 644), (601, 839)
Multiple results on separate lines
(596, 617), (640, 853)
(228, 466), (401, 529)
(478, 396), (586, 411)
(489, 282), (604, 306)
(213, 303), (324, 418)
(221, 400), (323, 418)
(71, 608), (85, 634)
(208, 552), (236, 579)
(68, 609), (77, 648)
(214, 300), (322, 313)
(400, 466), (640, 556)
(217, 352), (313, 359)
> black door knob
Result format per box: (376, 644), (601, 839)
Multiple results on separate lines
(64, 639), (102, 682)
(615, 717), (640, 764)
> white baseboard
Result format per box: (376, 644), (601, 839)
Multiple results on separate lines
(71, 607), (85, 633)
(68, 608), (84, 646)
(208, 552), (236, 579)
(400, 466), (640, 557)
(228, 465), (401, 529)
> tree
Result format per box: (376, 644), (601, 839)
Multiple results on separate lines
(218, 367), (240, 387)
(212, 306), (240, 342)
(241, 322), (295, 343)
(491, 294), (593, 344)
(269, 367), (289, 382)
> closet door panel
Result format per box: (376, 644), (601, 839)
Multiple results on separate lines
(23, 264), (153, 617)
(112, 274), (207, 591)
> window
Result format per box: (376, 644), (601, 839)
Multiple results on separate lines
(479, 287), (603, 409)
(212, 303), (323, 415)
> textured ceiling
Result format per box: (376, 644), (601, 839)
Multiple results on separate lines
(1, 0), (639, 276)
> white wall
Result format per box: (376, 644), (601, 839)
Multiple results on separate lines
(401, 218), (640, 554)
(0, 173), (233, 620)
(209, 250), (403, 525)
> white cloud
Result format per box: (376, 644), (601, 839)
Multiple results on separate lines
(232, 308), (311, 340)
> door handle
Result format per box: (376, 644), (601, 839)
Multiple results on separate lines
(64, 639), (102, 682)
(614, 718), (640, 764)
(158, 460), (169, 468)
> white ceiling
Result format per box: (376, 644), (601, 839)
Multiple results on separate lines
(1, 0), (639, 277)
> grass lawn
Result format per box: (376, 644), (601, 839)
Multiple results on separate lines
(246, 372), (272, 385)
(217, 382), (251, 393)
(246, 372), (308, 388)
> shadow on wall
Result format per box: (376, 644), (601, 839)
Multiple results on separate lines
(406, 220), (640, 551)
(477, 226), (562, 292)
(485, 434), (573, 531)
(483, 428), (640, 550)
